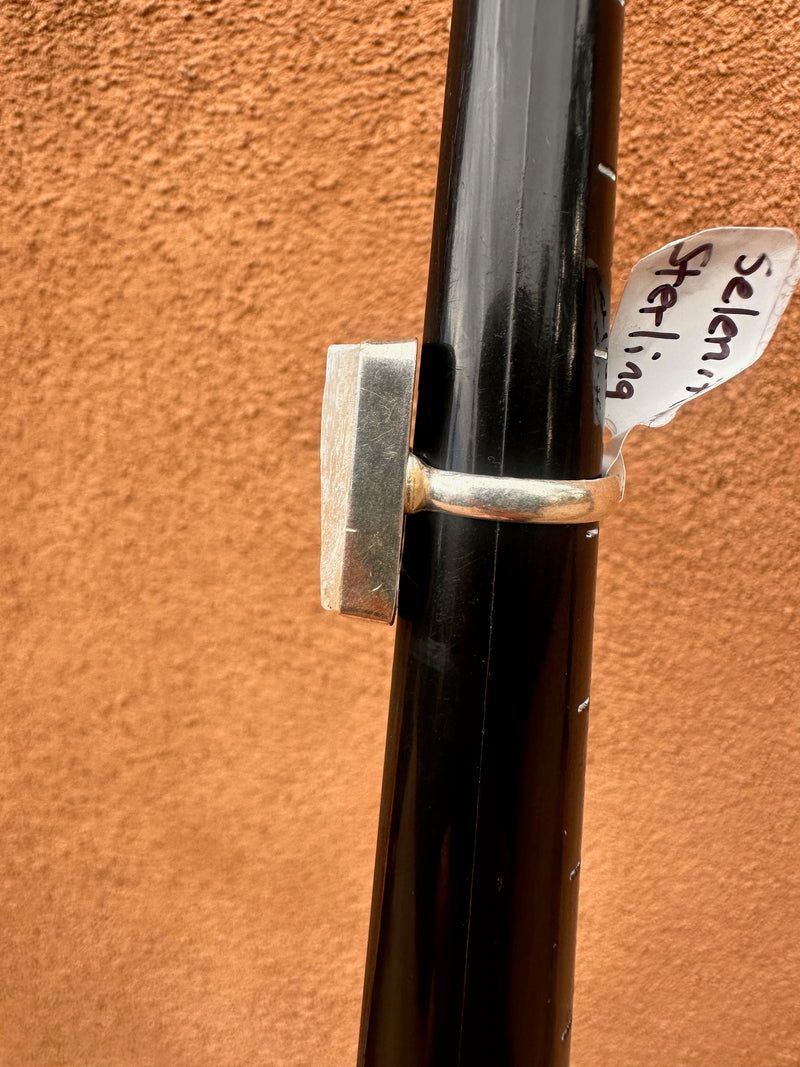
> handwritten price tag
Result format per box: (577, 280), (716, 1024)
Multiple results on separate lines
(604, 227), (800, 468)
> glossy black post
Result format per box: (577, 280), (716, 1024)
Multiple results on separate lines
(358, 2), (624, 1065)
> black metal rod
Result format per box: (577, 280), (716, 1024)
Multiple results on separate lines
(358, 2), (624, 1064)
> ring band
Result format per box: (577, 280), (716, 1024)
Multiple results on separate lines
(404, 453), (624, 525)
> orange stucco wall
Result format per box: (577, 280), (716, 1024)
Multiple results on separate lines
(2, 1), (798, 1064)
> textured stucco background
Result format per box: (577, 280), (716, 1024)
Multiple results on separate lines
(1, 0), (798, 1064)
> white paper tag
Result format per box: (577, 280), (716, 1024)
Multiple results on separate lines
(604, 226), (800, 469)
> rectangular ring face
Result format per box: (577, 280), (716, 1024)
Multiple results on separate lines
(320, 340), (417, 623)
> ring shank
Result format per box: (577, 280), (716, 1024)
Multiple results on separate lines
(404, 453), (625, 525)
